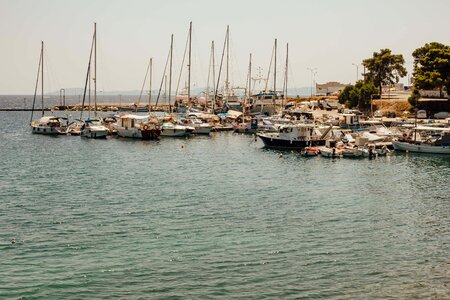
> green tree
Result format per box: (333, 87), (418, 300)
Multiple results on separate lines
(362, 49), (407, 95)
(338, 81), (377, 110)
(408, 88), (420, 108)
(412, 42), (450, 98)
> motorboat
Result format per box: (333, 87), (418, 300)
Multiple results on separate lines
(257, 124), (326, 149)
(160, 122), (190, 137)
(80, 118), (108, 139)
(301, 147), (320, 157)
(393, 126), (450, 154)
(182, 118), (212, 134)
(31, 116), (67, 135)
(115, 114), (160, 140)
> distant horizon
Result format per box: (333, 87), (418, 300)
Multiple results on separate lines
(0, 86), (315, 97)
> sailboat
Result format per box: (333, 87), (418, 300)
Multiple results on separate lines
(158, 26), (189, 137)
(250, 38), (280, 116)
(79, 23), (108, 139)
(393, 126), (450, 154)
(115, 57), (161, 140)
(30, 41), (67, 135)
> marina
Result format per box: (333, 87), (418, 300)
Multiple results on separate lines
(2, 1), (450, 298)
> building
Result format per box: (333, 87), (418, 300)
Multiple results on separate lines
(316, 82), (347, 96)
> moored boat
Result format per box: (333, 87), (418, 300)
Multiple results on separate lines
(257, 124), (326, 150)
(80, 118), (108, 139)
(115, 114), (160, 140)
(32, 116), (66, 135)
(393, 126), (450, 154)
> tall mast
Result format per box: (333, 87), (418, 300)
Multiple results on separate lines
(31, 42), (43, 123)
(94, 22), (97, 117)
(148, 58), (152, 110)
(212, 41), (216, 112)
(274, 38), (277, 93)
(284, 43), (288, 109)
(244, 53), (252, 125)
(206, 40), (213, 108)
(249, 53), (252, 100)
(225, 25), (229, 101)
(169, 34), (173, 113)
(214, 26), (228, 106)
(273, 38), (277, 107)
(187, 22), (192, 106)
(41, 41), (44, 116)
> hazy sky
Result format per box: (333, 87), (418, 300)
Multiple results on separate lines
(1, 0), (450, 94)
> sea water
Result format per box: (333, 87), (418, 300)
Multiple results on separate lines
(1, 111), (449, 299)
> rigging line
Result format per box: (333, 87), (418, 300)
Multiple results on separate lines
(42, 48), (59, 98)
(80, 31), (95, 120)
(264, 43), (275, 92)
(155, 44), (172, 107)
(30, 46), (43, 124)
(175, 27), (190, 97)
(136, 60), (151, 109)
(191, 27), (206, 89)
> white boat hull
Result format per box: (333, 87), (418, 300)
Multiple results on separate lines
(393, 141), (450, 154)
(81, 128), (108, 139)
(117, 128), (143, 139)
(193, 125), (212, 134)
(160, 128), (187, 137)
(32, 125), (64, 135)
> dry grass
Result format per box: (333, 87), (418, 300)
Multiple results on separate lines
(372, 99), (412, 114)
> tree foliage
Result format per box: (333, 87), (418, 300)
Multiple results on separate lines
(408, 88), (420, 108)
(338, 81), (378, 110)
(412, 42), (450, 98)
(362, 49), (407, 95)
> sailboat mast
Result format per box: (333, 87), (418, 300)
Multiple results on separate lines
(41, 41), (44, 116)
(274, 39), (277, 93)
(169, 34), (173, 113)
(284, 43), (288, 109)
(30, 42), (43, 124)
(212, 41), (216, 111)
(274, 38), (277, 106)
(206, 41), (213, 108)
(244, 53), (252, 124)
(187, 22), (192, 105)
(225, 25), (229, 101)
(149, 58), (152, 111)
(94, 22), (97, 117)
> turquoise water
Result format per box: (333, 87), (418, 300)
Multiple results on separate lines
(1, 111), (449, 299)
